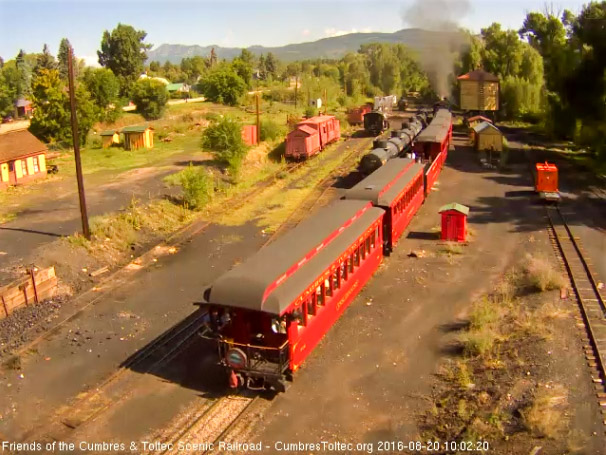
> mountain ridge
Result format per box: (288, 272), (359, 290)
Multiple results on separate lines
(147, 28), (464, 63)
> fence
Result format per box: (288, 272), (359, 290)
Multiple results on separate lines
(0, 267), (58, 320)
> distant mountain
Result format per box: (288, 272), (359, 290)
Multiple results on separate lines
(147, 28), (464, 63)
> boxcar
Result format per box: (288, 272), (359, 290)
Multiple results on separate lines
(285, 125), (321, 160)
(199, 200), (385, 391)
(347, 105), (371, 125)
(298, 115), (340, 148)
(344, 158), (425, 252)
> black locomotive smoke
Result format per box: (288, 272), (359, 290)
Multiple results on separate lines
(402, 0), (471, 98)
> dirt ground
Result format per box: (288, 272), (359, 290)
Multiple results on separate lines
(0, 147), (206, 283)
(0, 122), (603, 454)
(249, 133), (605, 454)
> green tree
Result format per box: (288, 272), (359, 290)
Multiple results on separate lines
(35, 44), (56, 74)
(57, 38), (75, 80)
(130, 78), (168, 120)
(29, 68), (96, 145)
(265, 52), (279, 79)
(0, 70), (16, 117)
(82, 67), (121, 121)
(198, 65), (246, 105)
(97, 23), (152, 96)
(148, 60), (161, 73)
(239, 48), (255, 65)
(180, 56), (207, 84)
(231, 58), (253, 87)
(201, 116), (247, 173)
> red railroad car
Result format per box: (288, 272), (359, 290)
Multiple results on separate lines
(199, 200), (384, 391)
(344, 158), (425, 252)
(285, 125), (321, 159)
(285, 114), (341, 160)
(297, 115), (340, 148)
(347, 105), (371, 125)
(414, 109), (452, 162)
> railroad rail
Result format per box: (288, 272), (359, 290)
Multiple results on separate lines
(25, 134), (375, 445)
(143, 394), (260, 455)
(545, 206), (606, 426)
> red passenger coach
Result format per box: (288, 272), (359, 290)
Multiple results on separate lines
(414, 109), (452, 195)
(344, 158), (425, 252)
(199, 200), (384, 391)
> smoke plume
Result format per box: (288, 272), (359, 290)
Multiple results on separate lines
(402, 0), (471, 98)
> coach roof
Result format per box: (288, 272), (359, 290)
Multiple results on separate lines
(344, 158), (424, 207)
(206, 200), (384, 315)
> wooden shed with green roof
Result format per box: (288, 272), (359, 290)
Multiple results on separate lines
(100, 129), (121, 148)
(122, 125), (154, 150)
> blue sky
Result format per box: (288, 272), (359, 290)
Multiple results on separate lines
(0, 0), (589, 64)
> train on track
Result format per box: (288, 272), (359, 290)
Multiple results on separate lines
(285, 114), (341, 160)
(359, 113), (427, 175)
(198, 110), (452, 392)
(363, 110), (389, 136)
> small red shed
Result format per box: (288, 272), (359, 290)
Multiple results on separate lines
(439, 203), (469, 242)
(535, 162), (558, 193)
(241, 125), (258, 146)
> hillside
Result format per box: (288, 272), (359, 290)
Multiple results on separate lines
(147, 28), (465, 63)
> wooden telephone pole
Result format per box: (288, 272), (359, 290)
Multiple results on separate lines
(255, 92), (261, 141)
(294, 75), (298, 109)
(67, 47), (90, 239)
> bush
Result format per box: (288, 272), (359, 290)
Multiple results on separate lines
(202, 116), (247, 173)
(304, 106), (316, 118)
(198, 65), (246, 106)
(260, 119), (286, 142)
(522, 253), (566, 292)
(178, 164), (214, 209)
(131, 78), (169, 120)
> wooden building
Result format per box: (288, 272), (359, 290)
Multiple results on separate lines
(472, 121), (503, 152)
(15, 98), (33, 118)
(0, 130), (47, 189)
(100, 130), (121, 148)
(458, 69), (499, 112)
(122, 125), (154, 151)
(439, 203), (469, 243)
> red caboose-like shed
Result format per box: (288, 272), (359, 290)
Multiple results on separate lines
(439, 203), (469, 242)
(285, 125), (321, 159)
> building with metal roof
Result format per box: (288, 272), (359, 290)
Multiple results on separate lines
(206, 200), (384, 315)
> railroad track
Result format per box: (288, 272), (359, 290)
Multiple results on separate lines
(144, 394), (260, 455)
(25, 310), (209, 442)
(545, 206), (606, 427)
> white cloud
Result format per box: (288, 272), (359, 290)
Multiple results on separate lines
(302, 29), (310, 36)
(221, 29), (234, 46)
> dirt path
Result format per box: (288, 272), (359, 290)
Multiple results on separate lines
(0, 148), (207, 278)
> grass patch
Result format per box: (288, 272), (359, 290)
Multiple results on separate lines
(522, 253), (567, 292)
(521, 384), (568, 438)
(3, 355), (21, 370)
(439, 242), (464, 256)
(0, 212), (17, 224)
(67, 199), (195, 258)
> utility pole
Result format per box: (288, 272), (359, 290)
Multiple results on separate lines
(294, 75), (298, 109)
(255, 92), (261, 142)
(323, 88), (327, 114)
(67, 46), (90, 239)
